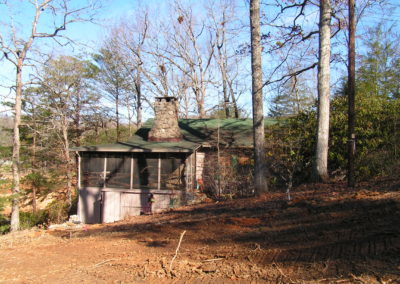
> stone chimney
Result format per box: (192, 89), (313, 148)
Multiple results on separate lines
(148, 97), (182, 142)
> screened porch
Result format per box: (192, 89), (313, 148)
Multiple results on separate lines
(77, 151), (197, 223)
(79, 152), (189, 191)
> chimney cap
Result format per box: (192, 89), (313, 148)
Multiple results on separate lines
(155, 96), (178, 102)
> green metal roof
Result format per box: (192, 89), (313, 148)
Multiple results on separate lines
(72, 118), (277, 152)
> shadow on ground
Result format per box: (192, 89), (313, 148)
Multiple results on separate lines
(51, 179), (400, 282)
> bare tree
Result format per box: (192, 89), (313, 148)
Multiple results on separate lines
(107, 12), (177, 119)
(104, 0), (246, 120)
(313, 0), (332, 182)
(115, 11), (150, 129)
(0, 0), (99, 231)
(207, 0), (243, 118)
(156, 2), (215, 118)
(250, 0), (267, 194)
(259, 0), (320, 88)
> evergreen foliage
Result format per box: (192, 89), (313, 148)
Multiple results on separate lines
(269, 75), (315, 117)
(267, 24), (400, 186)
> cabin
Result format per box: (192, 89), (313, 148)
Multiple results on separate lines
(73, 97), (269, 224)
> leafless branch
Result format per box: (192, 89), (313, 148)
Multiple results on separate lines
(264, 62), (318, 87)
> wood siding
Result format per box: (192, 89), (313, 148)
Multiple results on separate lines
(78, 188), (181, 223)
(196, 152), (205, 181)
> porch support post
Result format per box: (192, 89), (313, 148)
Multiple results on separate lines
(130, 154), (134, 190)
(77, 152), (81, 222)
(77, 152), (81, 189)
(158, 153), (161, 190)
(103, 153), (107, 188)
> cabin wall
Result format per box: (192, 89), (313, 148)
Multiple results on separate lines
(78, 188), (183, 224)
(78, 151), (191, 224)
(77, 148), (253, 223)
(78, 187), (102, 224)
(101, 189), (181, 223)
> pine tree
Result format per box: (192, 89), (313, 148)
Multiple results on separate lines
(270, 75), (315, 117)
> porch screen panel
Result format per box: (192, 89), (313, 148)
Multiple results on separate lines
(81, 152), (104, 187)
(132, 157), (140, 188)
(137, 153), (159, 188)
(160, 153), (186, 189)
(105, 153), (131, 189)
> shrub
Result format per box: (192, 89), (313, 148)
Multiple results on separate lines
(46, 200), (69, 224)
(0, 196), (10, 234)
(267, 92), (399, 186)
(202, 149), (254, 198)
(0, 223), (10, 234)
(19, 210), (49, 230)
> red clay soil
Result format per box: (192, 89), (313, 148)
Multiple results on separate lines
(0, 177), (399, 283)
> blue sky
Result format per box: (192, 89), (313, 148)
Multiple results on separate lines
(1, 0), (399, 118)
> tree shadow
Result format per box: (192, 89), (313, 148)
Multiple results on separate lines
(70, 183), (400, 281)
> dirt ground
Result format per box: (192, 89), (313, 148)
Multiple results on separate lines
(1, 178), (399, 283)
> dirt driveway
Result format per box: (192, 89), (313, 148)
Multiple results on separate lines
(1, 178), (399, 283)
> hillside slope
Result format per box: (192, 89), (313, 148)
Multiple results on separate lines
(0, 178), (399, 283)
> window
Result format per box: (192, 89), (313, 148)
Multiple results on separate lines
(81, 152), (105, 187)
(160, 153), (185, 189)
(105, 153), (131, 188)
(136, 153), (159, 188)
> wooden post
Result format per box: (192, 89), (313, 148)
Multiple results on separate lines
(158, 153), (161, 190)
(77, 152), (81, 189)
(103, 154), (107, 188)
(130, 154), (134, 190)
(77, 152), (81, 222)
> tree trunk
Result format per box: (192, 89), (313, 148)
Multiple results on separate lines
(32, 187), (37, 213)
(250, 0), (267, 195)
(73, 90), (81, 177)
(313, 0), (331, 182)
(10, 63), (23, 232)
(217, 41), (230, 118)
(61, 118), (73, 206)
(125, 94), (132, 134)
(182, 88), (190, 119)
(199, 75), (206, 118)
(194, 87), (206, 118)
(222, 71), (230, 118)
(74, 90), (82, 147)
(347, 0), (356, 188)
(116, 90), (120, 141)
(136, 65), (143, 129)
(198, 99), (205, 118)
(228, 80), (240, 118)
(32, 131), (37, 213)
